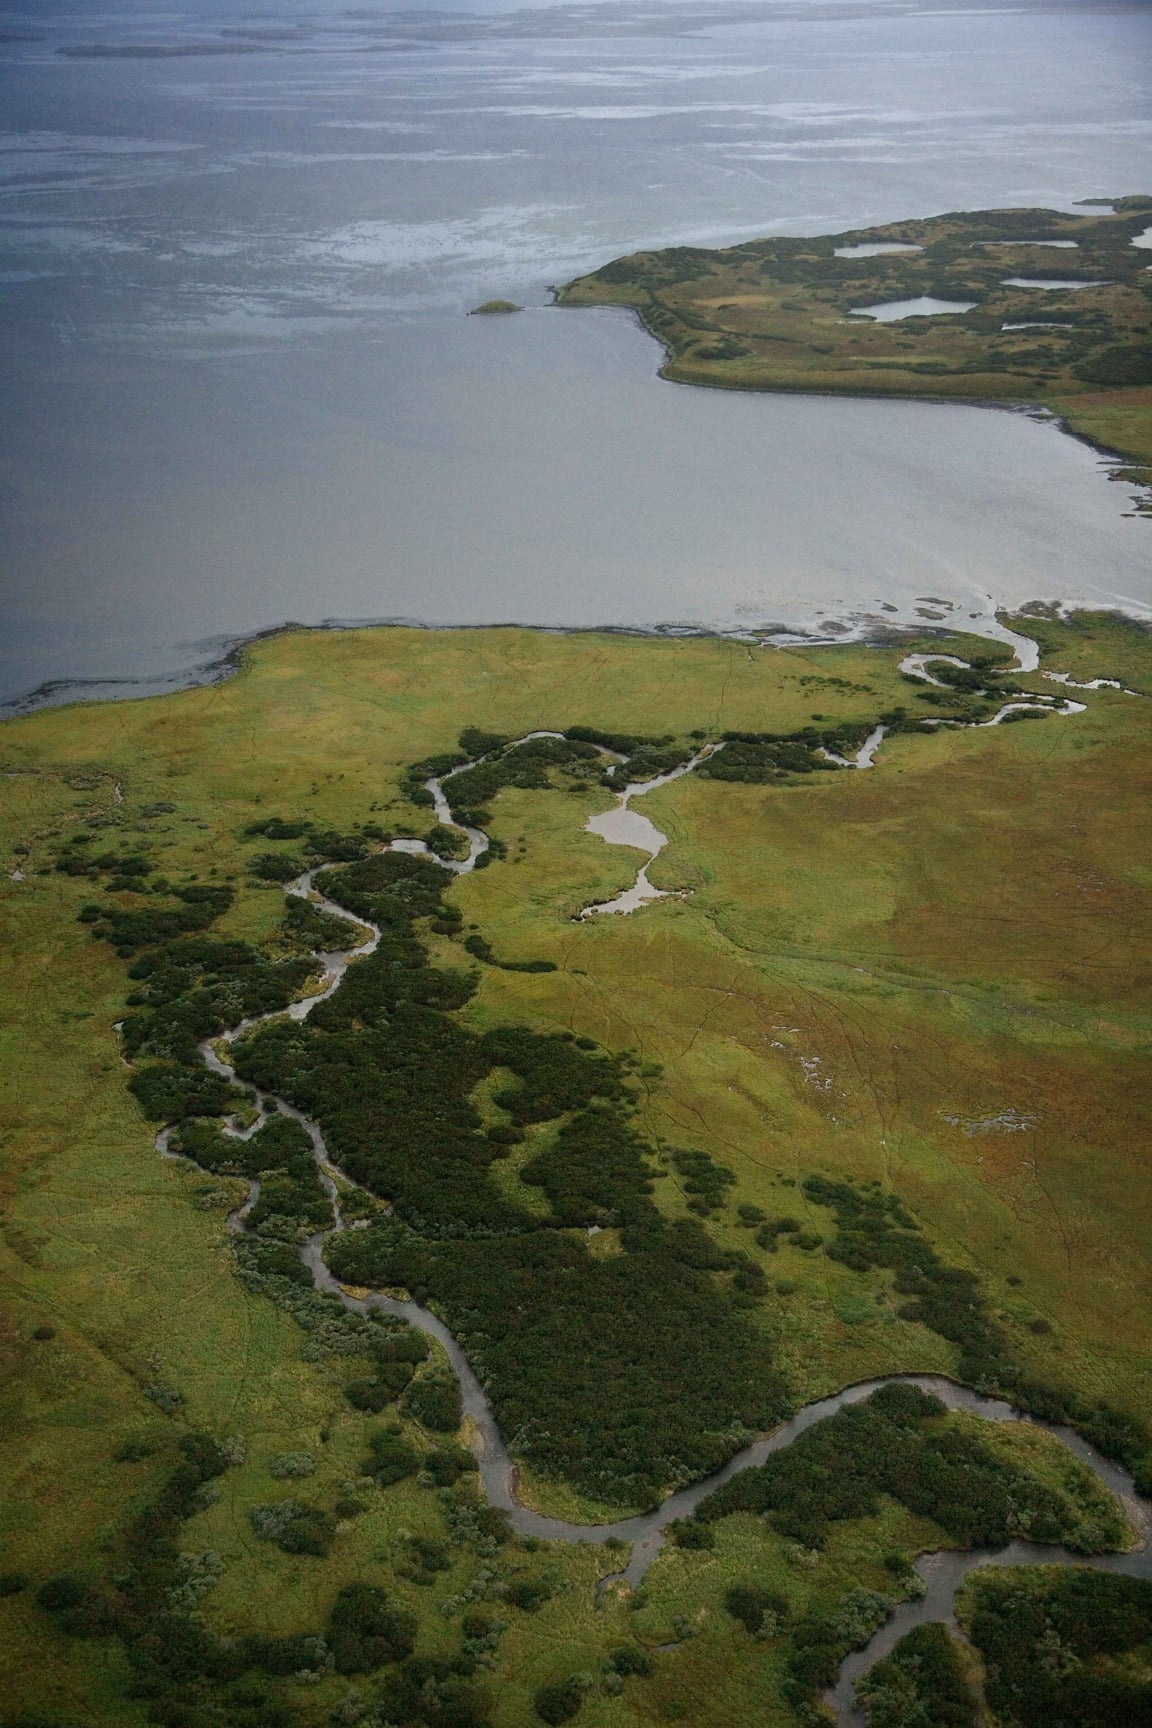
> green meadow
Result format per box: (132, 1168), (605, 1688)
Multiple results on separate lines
(1, 614), (1149, 1725)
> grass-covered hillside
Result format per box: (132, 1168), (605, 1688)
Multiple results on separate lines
(1, 614), (1150, 1727)
(557, 199), (1152, 489)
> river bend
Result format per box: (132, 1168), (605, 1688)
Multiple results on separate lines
(150, 676), (1149, 1723)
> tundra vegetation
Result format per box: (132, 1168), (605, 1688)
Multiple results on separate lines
(1, 614), (1150, 1725)
(557, 198), (1152, 492)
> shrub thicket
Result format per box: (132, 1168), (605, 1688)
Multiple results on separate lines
(963, 1569), (1152, 1727)
(856, 1622), (976, 1728)
(696, 1383), (1123, 1554)
(327, 1582), (417, 1673)
(805, 1176), (1152, 1482)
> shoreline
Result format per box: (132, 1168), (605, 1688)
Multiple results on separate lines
(4, 600), (1149, 723)
(554, 296), (1152, 499)
(549, 198), (1152, 486)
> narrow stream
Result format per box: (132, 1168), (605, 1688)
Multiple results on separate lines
(149, 662), (1149, 1722)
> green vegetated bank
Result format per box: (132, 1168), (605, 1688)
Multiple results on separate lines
(800, 1175), (1151, 1488)
(959, 1568), (1152, 1726)
(557, 198), (1152, 484)
(673, 1382), (1129, 1716)
(77, 706), (1152, 1505)
(232, 845), (788, 1506)
(23, 1417), (525, 1728)
(856, 1623), (977, 1728)
(25, 695), (1150, 1728)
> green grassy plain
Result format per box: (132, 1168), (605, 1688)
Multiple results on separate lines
(556, 200), (1152, 485)
(1, 617), (1149, 1724)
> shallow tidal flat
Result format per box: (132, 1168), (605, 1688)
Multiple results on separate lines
(1, 613), (1150, 1723)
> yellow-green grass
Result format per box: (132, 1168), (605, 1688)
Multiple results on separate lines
(625, 1503), (934, 1728)
(556, 201), (1152, 480)
(1, 617), (1149, 1720)
(1002, 607), (1152, 695)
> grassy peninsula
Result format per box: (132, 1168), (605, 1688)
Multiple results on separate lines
(1, 615), (1150, 1727)
(557, 198), (1152, 489)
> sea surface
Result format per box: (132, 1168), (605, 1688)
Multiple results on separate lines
(1, 0), (1150, 706)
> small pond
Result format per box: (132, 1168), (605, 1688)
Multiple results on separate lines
(850, 296), (976, 321)
(834, 243), (923, 258)
(983, 238), (1079, 248)
(1001, 276), (1108, 289)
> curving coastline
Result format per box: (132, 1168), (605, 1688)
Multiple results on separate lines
(148, 681), (1150, 1724)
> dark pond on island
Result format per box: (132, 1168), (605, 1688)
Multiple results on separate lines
(1, 0), (1151, 706)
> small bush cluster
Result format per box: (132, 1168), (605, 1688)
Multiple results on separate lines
(669, 1147), (735, 1216)
(328, 1583), (417, 1672)
(785, 1588), (892, 1703)
(463, 933), (556, 974)
(406, 1371), (463, 1433)
(533, 1674), (592, 1724)
(249, 1500), (337, 1557)
(725, 1585), (790, 1636)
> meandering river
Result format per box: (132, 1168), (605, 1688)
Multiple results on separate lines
(148, 681), (1148, 1722)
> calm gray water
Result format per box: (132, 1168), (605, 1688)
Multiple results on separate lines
(1, 0), (1151, 706)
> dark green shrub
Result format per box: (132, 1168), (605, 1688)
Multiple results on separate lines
(128, 1062), (246, 1123)
(534, 1676), (587, 1724)
(398, 1534), (451, 1586)
(857, 1622), (975, 1727)
(345, 1377), (396, 1413)
(668, 1519), (714, 1549)
(964, 1569), (1152, 1727)
(425, 1444), (477, 1487)
(35, 1574), (88, 1613)
(607, 1645), (653, 1677)
(1073, 344), (1152, 386)
(328, 1582), (418, 1673)
(507, 1577), (553, 1612)
(248, 852), (307, 882)
(364, 1428), (420, 1486)
(725, 1585), (789, 1634)
(406, 1372), (463, 1433)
